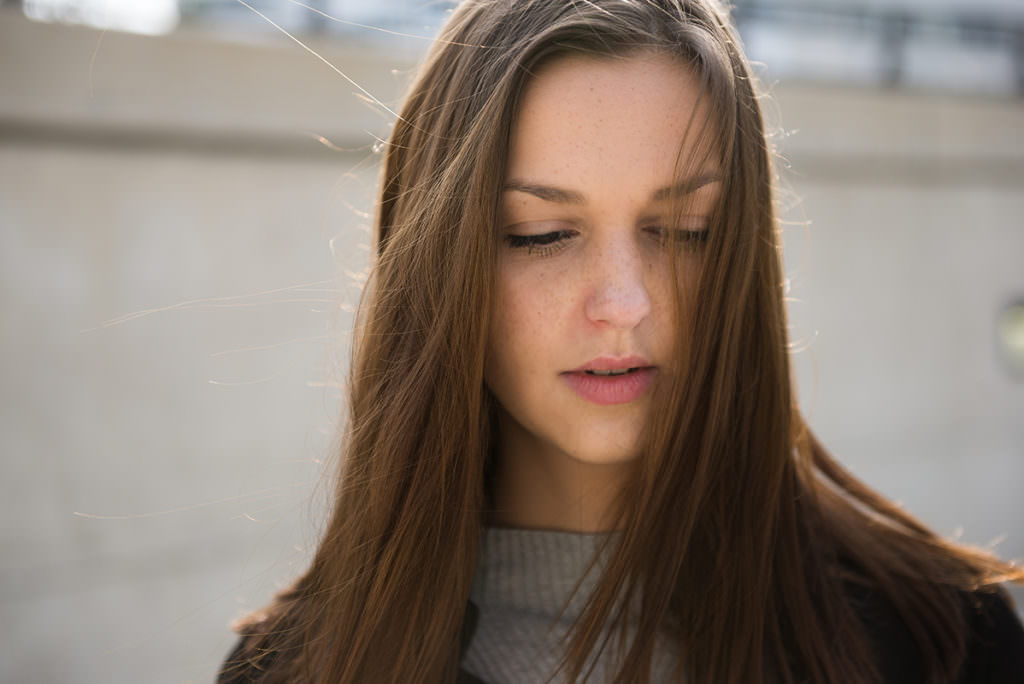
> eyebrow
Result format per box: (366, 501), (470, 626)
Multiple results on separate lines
(503, 173), (721, 204)
(502, 180), (585, 204)
(651, 173), (722, 201)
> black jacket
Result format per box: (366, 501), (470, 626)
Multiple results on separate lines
(218, 589), (1024, 683)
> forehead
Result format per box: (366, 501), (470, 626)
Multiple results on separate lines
(507, 52), (714, 196)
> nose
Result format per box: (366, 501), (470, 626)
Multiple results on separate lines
(582, 238), (652, 330)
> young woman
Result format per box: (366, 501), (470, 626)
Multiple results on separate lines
(217, 1), (1024, 682)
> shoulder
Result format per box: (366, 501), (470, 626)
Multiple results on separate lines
(216, 585), (308, 682)
(216, 630), (285, 684)
(216, 635), (254, 684)
(847, 581), (1024, 684)
(954, 587), (1024, 683)
(844, 578), (926, 682)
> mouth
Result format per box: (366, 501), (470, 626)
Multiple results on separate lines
(581, 367), (645, 377)
(566, 355), (653, 374)
(561, 356), (656, 405)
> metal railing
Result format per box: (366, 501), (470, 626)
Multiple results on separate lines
(732, 0), (1023, 93)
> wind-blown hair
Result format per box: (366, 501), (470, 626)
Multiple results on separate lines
(219, 1), (1024, 682)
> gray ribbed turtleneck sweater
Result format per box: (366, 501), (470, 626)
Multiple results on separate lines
(460, 526), (680, 683)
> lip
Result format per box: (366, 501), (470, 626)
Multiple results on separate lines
(567, 355), (652, 373)
(561, 356), (656, 405)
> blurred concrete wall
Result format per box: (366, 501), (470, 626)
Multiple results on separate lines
(1, 9), (1021, 683)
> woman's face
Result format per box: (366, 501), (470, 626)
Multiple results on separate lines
(485, 52), (721, 467)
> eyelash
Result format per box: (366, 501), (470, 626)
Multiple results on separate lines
(504, 227), (709, 255)
(646, 227), (710, 251)
(505, 230), (576, 256)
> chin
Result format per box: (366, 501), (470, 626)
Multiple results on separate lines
(561, 434), (643, 466)
(570, 451), (640, 467)
(557, 411), (647, 466)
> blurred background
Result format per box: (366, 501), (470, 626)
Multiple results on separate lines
(1, 0), (1022, 681)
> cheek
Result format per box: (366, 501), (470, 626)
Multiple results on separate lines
(495, 264), (560, 334)
(661, 264), (698, 368)
(486, 265), (568, 385)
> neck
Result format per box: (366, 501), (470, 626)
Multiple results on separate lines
(490, 415), (629, 533)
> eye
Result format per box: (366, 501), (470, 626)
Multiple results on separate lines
(504, 229), (575, 256)
(644, 225), (710, 251)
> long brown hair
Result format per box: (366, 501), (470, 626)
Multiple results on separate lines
(220, 1), (1024, 682)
